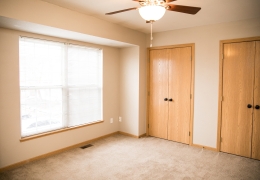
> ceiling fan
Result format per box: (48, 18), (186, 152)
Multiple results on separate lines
(105, 0), (201, 22)
(105, 0), (201, 47)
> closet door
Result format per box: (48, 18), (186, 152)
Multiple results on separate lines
(252, 41), (260, 160)
(168, 47), (192, 144)
(149, 49), (169, 139)
(221, 42), (255, 158)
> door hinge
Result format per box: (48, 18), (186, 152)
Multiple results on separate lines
(222, 96), (224, 102)
(189, 132), (190, 136)
(148, 91), (150, 96)
(190, 94), (192, 99)
(222, 54), (224, 60)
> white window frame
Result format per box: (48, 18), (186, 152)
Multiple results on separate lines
(19, 37), (103, 140)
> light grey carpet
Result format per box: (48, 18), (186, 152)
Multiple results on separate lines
(0, 134), (260, 180)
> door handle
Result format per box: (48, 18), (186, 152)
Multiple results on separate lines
(164, 98), (168, 101)
(255, 105), (260, 109)
(168, 98), (173, 102)
(247, 104), (252, 108)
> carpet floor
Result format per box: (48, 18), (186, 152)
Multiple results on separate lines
(0, 134), (260, 180)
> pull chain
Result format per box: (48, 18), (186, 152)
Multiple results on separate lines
(150, 21), (153, 47)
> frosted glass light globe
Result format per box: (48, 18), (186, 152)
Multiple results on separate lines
(138, 5), (166, 21)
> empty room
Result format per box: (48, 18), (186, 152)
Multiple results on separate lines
(0, 0), (260, 179)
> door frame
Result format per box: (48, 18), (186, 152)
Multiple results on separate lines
(146, 43), (195, 145)
(217, 36), (260, 152)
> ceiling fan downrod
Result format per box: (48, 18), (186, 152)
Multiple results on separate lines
(150, 21), (153, 47)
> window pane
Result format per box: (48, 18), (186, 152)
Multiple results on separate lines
(67, 45), (103, 127)
(68, 87), (102, 126)
(21, 89), (63, 137)
(19, 38), (103, 137)
(68, 46), (101, 86)
(19, 39), (63, 87)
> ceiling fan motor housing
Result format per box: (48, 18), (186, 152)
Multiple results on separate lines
(105, 0), (201, 17)
(139, 0), (166, 7)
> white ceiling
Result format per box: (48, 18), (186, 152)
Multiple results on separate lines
(41, 0), (260, 33)
(0, 0), (259, 47)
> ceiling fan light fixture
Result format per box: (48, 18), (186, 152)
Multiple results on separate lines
(138, 5), (166, 21)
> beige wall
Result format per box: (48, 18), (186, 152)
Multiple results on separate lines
(119, 47), (139, 136)
(0, 0), (147, 132)
(0, 0), (147, 168)
(0, 28), (121, 168)
(138, 45), (147, 136)
(2, 0), (259, 170)
(147, 17), (260, 148)
(0, 0), (145, 45)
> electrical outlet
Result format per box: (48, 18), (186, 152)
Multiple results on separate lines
(110, 118), (113, 123)
(119, 117), (122, 122)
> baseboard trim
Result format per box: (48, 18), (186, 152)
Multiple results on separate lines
(0, 131), (118, 173)
(118, 131), (138, 138)
(0, 132), (217, 172)
(118, 131), (146, 138)
(191, 143), (218, 151)
(139, 133), (147, 138)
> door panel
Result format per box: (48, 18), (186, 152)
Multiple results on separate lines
(168, 47), (191, 144)
(252, 41), (260, 160)
(221, 42), (255, 158)
(149, 49), (169, 139)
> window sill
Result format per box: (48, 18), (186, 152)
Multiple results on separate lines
(20, 120), (104, 142)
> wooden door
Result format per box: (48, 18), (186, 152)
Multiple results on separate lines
(149, 49), (169, 139)
(221, 42), (255, 158)
(168, 47), (192, 144)
(252, 41), (260, 160)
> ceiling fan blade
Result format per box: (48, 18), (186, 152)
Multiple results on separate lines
(105, 7), (138, 15)
(164, 0), (177, 3)
(166, 4), (201, 14)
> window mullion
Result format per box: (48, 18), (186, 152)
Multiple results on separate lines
(63, 44), (69, 128)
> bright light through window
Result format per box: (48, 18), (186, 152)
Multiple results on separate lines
(19, 37), (103, 137)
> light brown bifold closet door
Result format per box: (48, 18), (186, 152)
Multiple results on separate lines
(149, 49), (169, 139)
(149, 47), (192, 144)
(221, 41), (255, 158)
(252, 41), (260, 160)
(167, 47), (191, 144)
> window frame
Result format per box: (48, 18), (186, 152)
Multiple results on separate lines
(19, 36), (104, 141)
